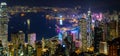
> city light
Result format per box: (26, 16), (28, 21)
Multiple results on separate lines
(59, 16), (63, 25)
(1, 2), (7, 6)
(21, 13), (25, 16)
(27, 19), (30, 29)
(0, 1), (119, 56)
(59, 19), (63, 25)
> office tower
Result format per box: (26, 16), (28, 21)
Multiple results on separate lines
(99, 42), (108, 55)
(87, 10), (93, 47)
(11, 31), (25, 46)
(79, 18), (87, 52)
(70, 27), (79, 41)
(28, 33), (36, 48)
(11, 34), (19, 49)
(108, 44), (118, 56)
(18, 31), (25, 45)
(0, 2), (9, 47)
(11, 33), (19, 56)
(109, 21), (117, 40)
(94, 27), (103, 53)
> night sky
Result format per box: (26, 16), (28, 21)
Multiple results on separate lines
(5, 0), (120, 10)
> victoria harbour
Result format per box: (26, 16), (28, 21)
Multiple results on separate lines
(0, 0), (120, 56)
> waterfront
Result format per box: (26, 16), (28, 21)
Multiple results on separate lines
(0, 1), (120, 56)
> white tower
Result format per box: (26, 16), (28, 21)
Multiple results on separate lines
(87, 9), (93, 47)
(0, 2), (9, 47)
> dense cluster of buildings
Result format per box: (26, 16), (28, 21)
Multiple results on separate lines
(0, 2), (120, 56)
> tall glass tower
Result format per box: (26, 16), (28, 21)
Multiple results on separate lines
(79, 17), (87, 52)
(0, 2), (9, 47)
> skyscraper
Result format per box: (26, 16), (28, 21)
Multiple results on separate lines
(18, 31), (25, 45)
(0, 2), (9, 47)
(28, 33), (36, 48)
(94, 27), (103, 53)
(11, 33), (19, 49)
(79, 18), (87, 52)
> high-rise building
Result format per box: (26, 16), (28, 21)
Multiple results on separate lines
(99, 42), (108, 55)
(79, 18), (88, 52)
(109, 21), (117, 40)
(94, 27), (103, 53)
(108, 37), (120, 56)
(18, 31), (25, 45)
(11, 31), (25, 48)
(10, 33), (19, 56)
(28, 33), (36, 48)
(87, 10), (93, 47)
(0, 2), (9, 47)
(11, 33), (19, 49)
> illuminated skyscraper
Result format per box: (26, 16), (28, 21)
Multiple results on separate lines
(11, 33), (19, 49)
(79, 17), (87, 52)
(10, 31), (25, 56)
(0, 2), (9, 47)
(99, 42), (108, 55)
(87, 10), (93, 47)
(18, 31), (25, 45)
(28, 33), (36, 48)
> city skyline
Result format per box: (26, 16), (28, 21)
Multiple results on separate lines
(0, 1), (120, 56)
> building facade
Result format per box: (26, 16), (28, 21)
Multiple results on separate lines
(79, 18), (88, 52)
(28, 33), (36, 48)
(11, 31), (25, 48)
(0, 2), (9, 47)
